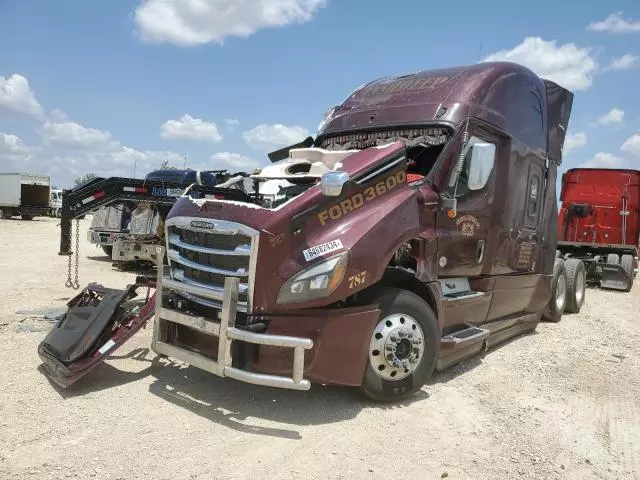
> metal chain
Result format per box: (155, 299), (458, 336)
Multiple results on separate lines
(65, 218), (74, 288)
(73, 219), (80, 289)
(65, 250), (73, 288)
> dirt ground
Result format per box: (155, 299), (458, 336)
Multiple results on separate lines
(0, 216), (639, 480)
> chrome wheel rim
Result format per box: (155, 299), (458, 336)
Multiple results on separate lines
(575, 269), (585, 305)
(555, 274), (567, 311)
(369, 313), (425, 381)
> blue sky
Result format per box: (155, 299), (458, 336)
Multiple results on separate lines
(0, 0), (638, 188)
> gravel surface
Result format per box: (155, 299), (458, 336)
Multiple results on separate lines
(1, 217), (639, 480)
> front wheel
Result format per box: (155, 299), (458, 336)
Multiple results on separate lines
(360, 287), (439, 402)
(101, 245), (113, 257)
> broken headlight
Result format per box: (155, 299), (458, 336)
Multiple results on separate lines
(276, 252), (348, 304)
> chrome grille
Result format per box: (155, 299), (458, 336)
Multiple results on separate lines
(164, 217), (259, 312)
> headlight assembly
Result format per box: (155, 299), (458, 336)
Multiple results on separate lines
(276, 252), (348, 304)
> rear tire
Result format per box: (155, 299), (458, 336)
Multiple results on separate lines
(359, 287), (439, 402)
(101, 245), (113, 257)
(542, 258), (566, 322)
(621, 254), (634, 292)
(564, 258), (586, 313)
(21, 214), (34, 220)
(607, 253), (619, 265)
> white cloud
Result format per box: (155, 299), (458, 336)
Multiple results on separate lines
(211, 152), (260, 171)
(225, 118), (240, 126)
(160, 114), (223, 142)
(134, 0), (328, 46)
(243, 123), (309, 151)
(581, 152), (625, 168)
(598, 108), (624, 125)
(0, 74), (43, 117)
(41, 120), (115, 149)
(563, 132), (587, 154)
(605, 54), (638, 71)
(587, 12), (640, 34)
(24, 119), (184, 186)
(0, 133), (32, 162)
(0, 76), (186, 187)
(621, 133), (640, 157)
(482, 37), (597, 91)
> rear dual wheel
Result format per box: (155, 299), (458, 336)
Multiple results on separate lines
(621, 254), (634, 291)
(543, 257), (586, 322)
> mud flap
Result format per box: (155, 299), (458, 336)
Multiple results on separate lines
(600, 263), (631, 291)
(37, 279), (156, 388)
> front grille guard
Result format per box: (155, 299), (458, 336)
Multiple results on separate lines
(152, 247), (314, 391)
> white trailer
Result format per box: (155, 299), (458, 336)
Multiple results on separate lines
(0, 173), (51, 220)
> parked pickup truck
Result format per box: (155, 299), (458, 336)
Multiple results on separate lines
(556, 167), (639, 292)
(0, 172), (51, 220)
(39, 61), (584, 402)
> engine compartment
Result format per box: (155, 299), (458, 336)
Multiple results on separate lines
(210, 127), (450, 209)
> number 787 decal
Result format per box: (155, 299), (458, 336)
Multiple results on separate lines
(348, 271), (367, 289)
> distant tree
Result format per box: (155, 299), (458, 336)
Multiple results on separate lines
(73, 173), (98, 185)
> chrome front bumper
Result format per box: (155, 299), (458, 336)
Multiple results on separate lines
(151, 247), (314, 391)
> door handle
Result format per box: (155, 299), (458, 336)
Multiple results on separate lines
(476, 239), (486, 264)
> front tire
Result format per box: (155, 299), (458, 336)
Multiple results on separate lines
(21, 214), (34, 220)
(359, 287), (439, 402)
(101, 245), (113, 257)
(542, 258), (566, 322)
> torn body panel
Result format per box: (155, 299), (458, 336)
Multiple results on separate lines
(38, 281), (156, 388)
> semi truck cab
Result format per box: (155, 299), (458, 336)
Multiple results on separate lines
(39, 62), (585, 402)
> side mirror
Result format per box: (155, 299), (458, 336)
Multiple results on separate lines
(467, 142), (495, 191)
(320, 171), (350, 197)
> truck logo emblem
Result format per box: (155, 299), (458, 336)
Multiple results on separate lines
(317, 170), (407, 226)
(190, 220), (215, 229)
(445, 282), (456, 289)
(302, 239), (344, 262)
(455, 215), (480, 237)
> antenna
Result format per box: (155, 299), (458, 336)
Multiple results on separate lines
(448, 41), (484, 206)
(183, 155), (187, 170)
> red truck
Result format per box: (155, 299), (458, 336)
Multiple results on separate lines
(39, 61), (584, 402)
(557, 168), (639, 292)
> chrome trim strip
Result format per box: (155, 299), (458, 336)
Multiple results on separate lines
(165, 216), (259, 237)
(167, 232), (251, 256)
(168, 249), (249, 277)
(247, 233), (259, 313)
(173, 268), (249, 295)
(355, 155), (406, 184)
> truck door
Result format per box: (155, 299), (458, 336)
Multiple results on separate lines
(435, 127), (500, 278)
(510, 159), (544, 272)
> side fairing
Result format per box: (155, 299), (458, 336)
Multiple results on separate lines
(543, 79), (574, 165)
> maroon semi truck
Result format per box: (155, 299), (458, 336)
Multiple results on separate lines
(39, 61), (583, 402)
